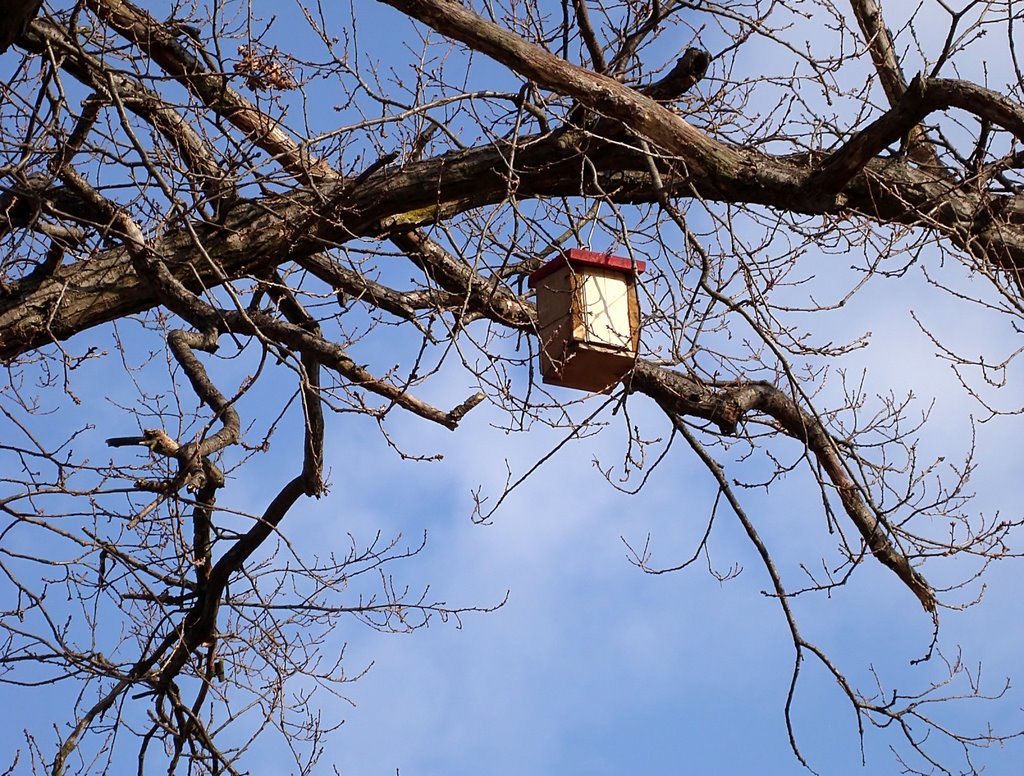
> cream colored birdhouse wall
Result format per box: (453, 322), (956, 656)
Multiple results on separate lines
(579, 268), (634, 349)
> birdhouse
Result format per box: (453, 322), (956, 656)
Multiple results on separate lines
(528, 248), (645, 392)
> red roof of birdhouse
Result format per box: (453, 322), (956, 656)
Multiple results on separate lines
(527, 248), (646, 288)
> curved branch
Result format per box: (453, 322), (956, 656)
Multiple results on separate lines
(261, 272), (325, 496)
(641, 48), (712, 102)
(631, 363), (936, 612)
(811, 75), (1024, 194)
(154, 474), (307, 688)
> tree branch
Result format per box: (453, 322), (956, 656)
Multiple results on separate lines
(376, 0), (742, 179)
(631, 363), (937, 612)
(82, 0), (334, 184)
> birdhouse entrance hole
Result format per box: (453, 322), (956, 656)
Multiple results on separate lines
(528, 248), (645, 392)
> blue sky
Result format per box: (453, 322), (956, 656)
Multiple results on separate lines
(3, 1), (1024, 774)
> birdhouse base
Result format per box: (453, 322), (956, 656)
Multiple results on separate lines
(539, 340), (637, 393)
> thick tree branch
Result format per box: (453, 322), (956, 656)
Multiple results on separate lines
(5, 120), (1023, 364)
(154, 474), (307, 689)
(214, 307), (484, 430)
(849, 0), (910, 106)
(848, 0), (944, 173)
(376, 0), (743, 180)
(167, 329), (241, 460)
(295, 252), (462, 330)
(809, 74), (934, 194)
(570, 0), (606, 73)
(391, 229), (536, 328)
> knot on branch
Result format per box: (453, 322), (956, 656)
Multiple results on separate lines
(642, 48), (712, 102)
(444, 390), (487, 429)
(106, 428), (181, 456)
(0, 172), (49, 226)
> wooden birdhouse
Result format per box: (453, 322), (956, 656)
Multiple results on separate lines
(528, 248), (645, 392)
